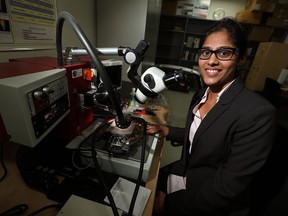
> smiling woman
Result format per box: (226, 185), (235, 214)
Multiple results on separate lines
(149, 17), (277, 216)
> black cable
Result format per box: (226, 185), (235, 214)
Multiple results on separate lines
(127, 117), (146, 216)
(87, 117), (147, 216)
(27, 204), (62, 216)
(90, 121), (119, 216)
(0, 204), (28, 216)
(0, 203), (62, 216)
(77, 117), (147, 215)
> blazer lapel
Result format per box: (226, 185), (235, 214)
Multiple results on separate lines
(181, 89), (204, 165)
(189, 78), (245, 154)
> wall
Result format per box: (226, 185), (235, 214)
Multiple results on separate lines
(0, 0), (96, 63)
(96, 0), (152, 82)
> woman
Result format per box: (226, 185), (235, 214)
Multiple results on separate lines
(149, 18), (276, 216)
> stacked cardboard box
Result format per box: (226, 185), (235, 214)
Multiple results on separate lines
(249, 26), (274, 41)
(235, 10), (263, 24)
(245, 0), (278, 12)
(236, 0), (278, 24)
(245, 42), (288, 92)
(266, 3), (288, 28)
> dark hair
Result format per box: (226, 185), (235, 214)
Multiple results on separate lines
(200, 17), (248, 60)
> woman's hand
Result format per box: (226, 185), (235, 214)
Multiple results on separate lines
(147, 124), (160, 135)
(146, 124), (169, 138)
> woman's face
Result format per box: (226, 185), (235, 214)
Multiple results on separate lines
(198, 29), (243, 92)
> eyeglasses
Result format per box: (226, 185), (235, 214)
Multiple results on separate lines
(198, 48), (239, 61)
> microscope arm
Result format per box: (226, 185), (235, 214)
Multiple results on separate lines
(63, 40), (150, 88)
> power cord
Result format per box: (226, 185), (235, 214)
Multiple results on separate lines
(128, 117), (146, 216)
(90, 121), (119, 216)
(0, 204), (28, 216)
(89, 117), (147, 216)
(27, 204), (63, 216)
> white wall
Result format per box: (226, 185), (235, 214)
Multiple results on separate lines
(0, 0), (96, 63)
(96, 0), (150, 82)
(96, 0), (148, 48)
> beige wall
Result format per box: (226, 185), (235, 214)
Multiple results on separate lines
(0, 0), (96, 63)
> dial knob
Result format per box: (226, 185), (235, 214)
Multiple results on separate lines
(42, 86), (54, 94)
(33, 91), (43, 100)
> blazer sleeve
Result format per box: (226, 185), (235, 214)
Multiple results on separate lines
(166, 126), (185, 144)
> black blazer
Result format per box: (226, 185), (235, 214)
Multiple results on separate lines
(164, 78), (277, 216)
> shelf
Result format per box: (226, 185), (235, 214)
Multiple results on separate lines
(159, 29), (185, 33)
(182, 47), (199, 50)
(185, 32), (203, 36)
(157, 43), (184, 47)
(156, 15), (203, 68)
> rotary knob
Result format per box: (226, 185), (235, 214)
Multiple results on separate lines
(143, 74), (155, 89)
(33, 91), (43, 100)
(42, 86), (54, 94)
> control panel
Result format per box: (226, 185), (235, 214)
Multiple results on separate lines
(0, 68), (70, 147)
(26, 75), (69, 138)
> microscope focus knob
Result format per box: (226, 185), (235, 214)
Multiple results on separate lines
(143, 74), (155, 89)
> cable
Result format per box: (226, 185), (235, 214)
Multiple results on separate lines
(0, 203), (62, 216)
(127, 117), (146, 216)
(0, 204), (28, 216)
(27, 204), (63, 216)
(90, 121), (119, 216)
(71, 149), (92, 170)
(80, 117), (147, 216)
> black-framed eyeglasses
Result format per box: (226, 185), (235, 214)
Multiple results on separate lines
(198, 48), (239, 61)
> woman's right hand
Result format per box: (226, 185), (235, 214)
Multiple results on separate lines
(146, 124), (169, 138)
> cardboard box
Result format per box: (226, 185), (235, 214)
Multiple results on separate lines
(266, 16), (288, 28)
(245, 0), (277, 12)
(272, 3), (288, 19)
(249, 26), (273, 41)
(235, 10), (262, 24)
(245, 42), (288, 91)
(266, 4), (288, 28)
